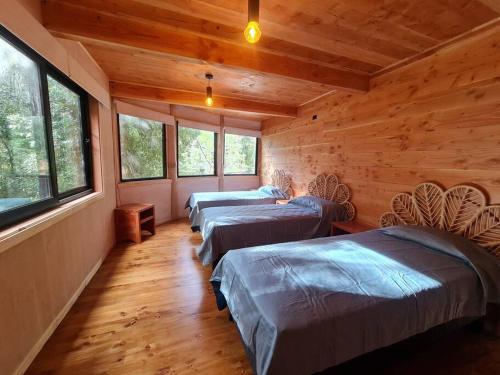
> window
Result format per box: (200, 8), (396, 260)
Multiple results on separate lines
(177, 124), (216, 177)
(224, 133), (258, 175)
(118, 114), (166, 181)
(0, 27), (91, 229)
(48, 76), (88, 193)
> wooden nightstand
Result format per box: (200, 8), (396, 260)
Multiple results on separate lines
(331, 221), (374, 236)
(115, 203), (155, 244)
(276, 199), (290, 205)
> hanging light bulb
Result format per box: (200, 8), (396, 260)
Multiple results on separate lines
(205, 73), (214, 107)
(244, 0), (261, 44)
(205, 87), (213, 107)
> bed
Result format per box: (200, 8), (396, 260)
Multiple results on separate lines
(210, 182), (500, 375)
(186, 169), (292, 231)
(197, 173), (356, 266)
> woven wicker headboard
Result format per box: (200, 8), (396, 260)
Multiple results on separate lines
(379, 182), (500, 258)
(271, 169), (292, 199)
(307, 173), (356, 221)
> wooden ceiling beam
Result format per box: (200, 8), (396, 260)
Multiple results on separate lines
(134, 0), (405, 67)
(372, 17), (500, 79)
(42, 1), (369, 93)
(44, 0), (381, 75)
(110, 82), (298, 118)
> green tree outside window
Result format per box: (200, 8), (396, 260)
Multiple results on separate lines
(119, 114), (165, 181)
(224, 133), (257, 175)
(177, 125), (216, 177)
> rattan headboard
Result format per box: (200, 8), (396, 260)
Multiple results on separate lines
(379, 182), (500, 258)
(308, 173), (356, 221)
(271, 169), (292, 199)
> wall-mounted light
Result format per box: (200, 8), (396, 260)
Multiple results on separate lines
(205, 73), (214, 107)
(244, 0), (261, 44)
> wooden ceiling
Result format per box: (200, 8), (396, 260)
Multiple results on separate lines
(42, 0), (500, 118)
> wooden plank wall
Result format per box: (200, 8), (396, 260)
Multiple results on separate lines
(261, 25), (500, 226)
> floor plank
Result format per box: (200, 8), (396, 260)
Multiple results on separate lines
(27, 219), (251, 375)
(27, 219), (499, 374)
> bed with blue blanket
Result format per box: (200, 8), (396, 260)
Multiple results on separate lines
(186, 185), (288, 231)
(197, 196), (349, 266)
(210, 225), (500, 375)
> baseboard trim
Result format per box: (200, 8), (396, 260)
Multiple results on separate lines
(14, 254), (106, 375)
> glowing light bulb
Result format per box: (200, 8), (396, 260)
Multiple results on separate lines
(244, 21), (261, 44)
(205, 75), (214, 107)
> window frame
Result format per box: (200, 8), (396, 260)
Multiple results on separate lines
(223, 132), (259, 176)
(116, 114), (167, 182)
(0, 26), (93, 230)
(176, 122), (218, 178)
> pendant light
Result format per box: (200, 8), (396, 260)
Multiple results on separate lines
(205, 73), (214, 107)
(244, 0), (261, 44)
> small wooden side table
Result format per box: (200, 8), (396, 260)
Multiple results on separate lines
(115, 203), (155, 244)
(331, 221), (374, 236)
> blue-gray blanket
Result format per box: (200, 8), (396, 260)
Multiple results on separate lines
(211, 227), (500, 375)
(186, 190), (276, 229)
(198, 196), (346, 266)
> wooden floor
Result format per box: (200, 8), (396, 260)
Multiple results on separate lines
(27, 220), (251, 375)
(28, 219), (499, 375)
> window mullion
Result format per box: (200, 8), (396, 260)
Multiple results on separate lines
(162, 123), (167, 179)
(80, 94), (93, 190)
(214, 132), (218, 176)
(254, 137), (259, 176)
(38, 63), (60, 201)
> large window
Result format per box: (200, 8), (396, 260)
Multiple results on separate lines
(0, 27), (91, 229)
(177, 124), (216, 177)
(118, 114), (166, 181)
(224, 133), (258, 175)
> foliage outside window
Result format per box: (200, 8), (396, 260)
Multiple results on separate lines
(48, 76), (87, 192)
(0, 34), (48, 213)
(0, 28), (91, 229)
(118, 114), (166, 181)
(224, 133), (257, 175)
(177, 125), (216, 177)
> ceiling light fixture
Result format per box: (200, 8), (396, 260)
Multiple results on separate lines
(205, 73), (214, 107)
(244, 0), (261, 44)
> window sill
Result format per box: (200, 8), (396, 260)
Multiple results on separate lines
(176, 176), (219, 181)
(0, 192), (104, 255)
(117, 179), (172, 188)
(224, 174), (259, 177)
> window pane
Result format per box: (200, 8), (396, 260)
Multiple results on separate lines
(177, 126), (216, 177)
(119, 114), (165, 180)
(0, 36), (51, 213)
(48, 76), (86, 193)
(224, 133), (257, 175)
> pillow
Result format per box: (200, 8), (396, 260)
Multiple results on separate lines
(289, 195), (333, 211)
(381, 225), (500, 304)
(258, 185), (288, 199)
(289, 195), (347, 226)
